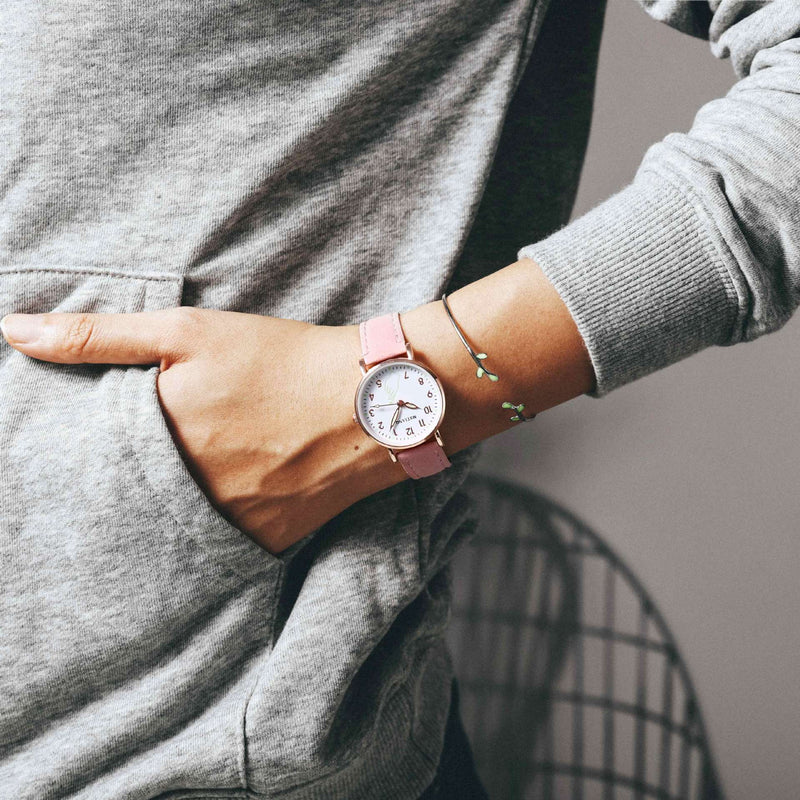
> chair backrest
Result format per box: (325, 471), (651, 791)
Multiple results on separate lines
(445, 474), (724, 800)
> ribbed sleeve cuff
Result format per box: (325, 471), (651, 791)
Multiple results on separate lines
(517, 170), (740, 398)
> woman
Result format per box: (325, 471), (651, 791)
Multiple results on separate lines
(0, 0), (797, 797)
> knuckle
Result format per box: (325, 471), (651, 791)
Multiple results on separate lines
(169, 306), (208, 353)
(61, 314), (97, 357)
(173, 306), (206, 331)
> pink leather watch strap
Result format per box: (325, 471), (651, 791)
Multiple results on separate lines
(359, 312), (407, 368)
(396, 439), (452, 479)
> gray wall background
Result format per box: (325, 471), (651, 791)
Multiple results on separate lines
(477, 2), (800, 798)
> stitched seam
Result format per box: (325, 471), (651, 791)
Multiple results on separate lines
(359, 320), (370, 363)
(391, 312), (404, 350)
(240, 568), (285, 793)
(362, 314), (405, 366)
(145, 791), (247, 800)
(0, 267), (181, 282)
(401, 453), (421, 480)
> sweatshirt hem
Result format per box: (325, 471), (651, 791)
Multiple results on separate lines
(248, 685), (438, 800)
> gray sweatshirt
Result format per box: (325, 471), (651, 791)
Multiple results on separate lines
(1, 1), (797, 798)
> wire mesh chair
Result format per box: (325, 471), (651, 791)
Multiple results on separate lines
(445, 474), (724, 800)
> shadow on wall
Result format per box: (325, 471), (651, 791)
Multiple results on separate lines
(446, 474), (723, 800)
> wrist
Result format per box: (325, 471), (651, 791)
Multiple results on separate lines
(309, 323), (407, 499)
(400, 300), (488, 454)
(401, 258), (595, 454)
(317, 251), (594, 492)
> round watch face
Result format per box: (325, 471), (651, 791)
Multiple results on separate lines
(355, 359), (445, 448)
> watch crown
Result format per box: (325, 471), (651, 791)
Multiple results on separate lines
(352, 412), (357, 423)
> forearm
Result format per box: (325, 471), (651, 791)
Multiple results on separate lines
(0, 259), (593, 555)
(331, 257), (595, 503)
(402, 257), (595, 454)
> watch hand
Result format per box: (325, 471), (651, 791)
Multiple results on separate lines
(403, 402), (420, 410)
(370, 403), (398, 407)
(390, 404), (401, 430)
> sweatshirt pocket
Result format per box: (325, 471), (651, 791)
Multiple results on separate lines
(0, 266), (281, 584)
(0, 266), (282, 796)
(118, 364), (284, 582)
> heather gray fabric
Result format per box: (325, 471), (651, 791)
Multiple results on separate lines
(1, 1), (798, 798)
(520, 0), (800, 396)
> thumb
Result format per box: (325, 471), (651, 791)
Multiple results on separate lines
(0, 308), (198, 366)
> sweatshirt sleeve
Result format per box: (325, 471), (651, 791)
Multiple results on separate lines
(516, 0), (800, 397)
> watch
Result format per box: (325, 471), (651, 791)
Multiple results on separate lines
(353, 312), (451, 479)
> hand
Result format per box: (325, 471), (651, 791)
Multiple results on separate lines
(0, 307), (406, 555)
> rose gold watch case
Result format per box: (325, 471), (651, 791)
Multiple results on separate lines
(352, 355), (446, 455)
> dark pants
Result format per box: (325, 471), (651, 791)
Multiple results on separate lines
(418, 678), (490, 799)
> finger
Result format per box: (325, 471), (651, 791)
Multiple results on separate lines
(0, 308), (198, 365)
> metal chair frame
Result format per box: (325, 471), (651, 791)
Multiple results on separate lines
(445, 474), (724, 800)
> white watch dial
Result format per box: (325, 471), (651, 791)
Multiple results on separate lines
(355, 359), (444, 448)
